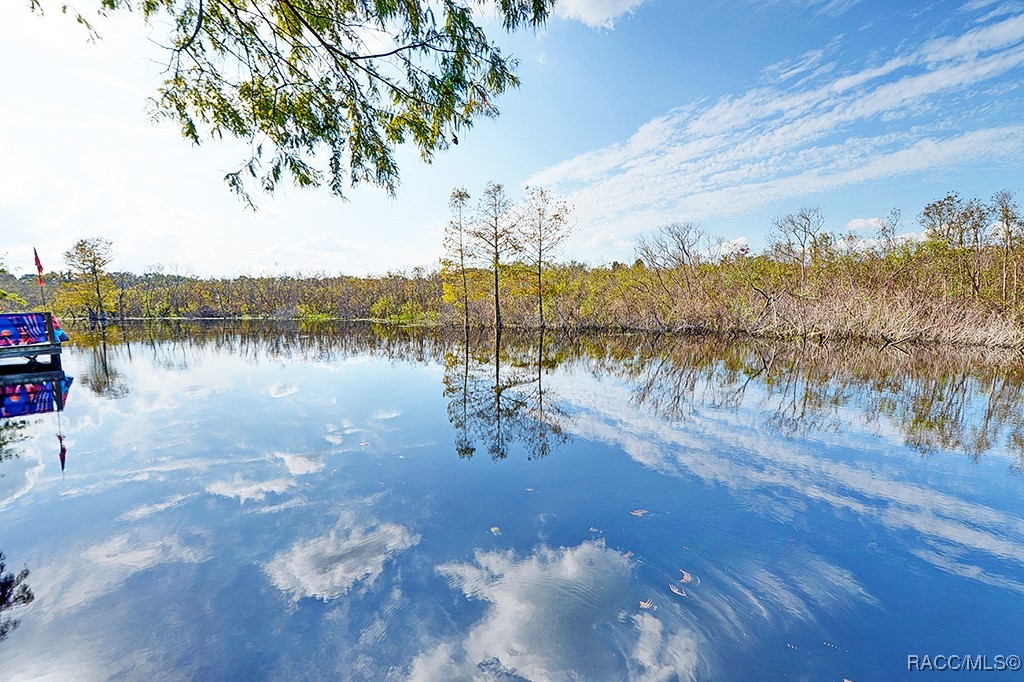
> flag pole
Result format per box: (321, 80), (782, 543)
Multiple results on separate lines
(33, 247), (48, 309)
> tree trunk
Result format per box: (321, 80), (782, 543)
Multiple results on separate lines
(91, 265), (106, 321)
(460, 247), (469, 330)
(537, 260), (545, 329)
(492, 254), (502, 330)
(1003, 244), (1008, 305)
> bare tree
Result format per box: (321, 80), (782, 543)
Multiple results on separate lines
(769, 206), (826, 288)
(919, 192), (991, 296)
(920, 192), (966, 246)
(467, 182), (518, 331)
(517, 187), (573, 329)
(635, 221), (706, 300)
(991, 189), (1022, 305)
(875, 207), (902, 256)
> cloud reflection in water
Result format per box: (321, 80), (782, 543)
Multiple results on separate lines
(265, 514), (420, 602)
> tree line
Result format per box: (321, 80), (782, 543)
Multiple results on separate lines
(1, 187), (1023, 347)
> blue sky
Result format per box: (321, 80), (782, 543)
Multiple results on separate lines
(2, 0), (1023, 276)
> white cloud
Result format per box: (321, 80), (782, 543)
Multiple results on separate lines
(527, 11), (1024, 242)
(32, 531), (210, 620)
(117, 494), (196, 522)
(264, 516), (420, 601)
(410, 540), (704, 681)
(0, 449), (44, 511)
(549, 367), (1024, 594)
(410, 537), (869, 679)
(268, 383), (299, 398)
(845, 217), (881, 231)
(206, 474), (294, 504)
(923, 12), (1024, 63)
(554, 0), (648, 28)
(274, 451), (325, 475)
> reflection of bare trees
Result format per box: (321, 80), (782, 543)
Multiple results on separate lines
(82, 329), (130, 399)
(0, 551), (34, 643)
(71, 320), (453, 369)
(443, 330), (568, 461)
(524, 330), (569, 459)
(65, 321), (1024, 464)
(0, 420), (28, 468)
(600, 335), (1024, 463)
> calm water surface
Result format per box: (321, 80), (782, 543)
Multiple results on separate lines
(2, 323), (1023, 680)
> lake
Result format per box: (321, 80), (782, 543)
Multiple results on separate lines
(2, 322), (1023, 680)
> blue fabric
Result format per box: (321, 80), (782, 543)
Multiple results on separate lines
(0, 377), (73, 418)
(0, 314), (48, 347)
(0, 313), (70, 346)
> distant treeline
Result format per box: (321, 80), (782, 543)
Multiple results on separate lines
(1, 188), (1022, 347)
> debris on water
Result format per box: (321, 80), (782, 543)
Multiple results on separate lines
(678, 569), (699, 585)
(630, 509), (647, 517)
(588, 526), (599, 533)
(490, 526), (501, 536)
(668, 583), (687, 598)
(622, 550), (633, 559)
(359, 441), (370, 447)
(639, 598), (655, 610)
(787, 643), (798, 651)
(525, 487), (535, 492)
(398, 454), (405, 459)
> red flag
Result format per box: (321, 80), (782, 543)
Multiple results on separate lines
(33, 247), (44, 286)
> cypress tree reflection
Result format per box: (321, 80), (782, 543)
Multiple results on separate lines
(0, 552), (34, 644)
(443, 329), (569, 461)
(77, 327), (130, 399)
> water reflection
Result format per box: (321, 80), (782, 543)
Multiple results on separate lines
(1, 373), (72, 473)
(4, 322), (1016, 678)
(59, 321), (1024, 463)
(0, 419), (28, 468)
(0, 551), (34, 643)
(1, 376), (72, 419)
(412, 540), (701, 680)
(443, 330), (568, 461)
(572, 335), (1024, 465)
(77, 328), (129, 399)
